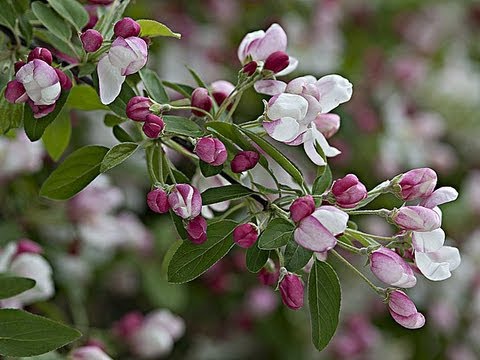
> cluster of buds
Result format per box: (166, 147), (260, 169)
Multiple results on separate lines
(126, 96), (165, 138)
(5, 47), (71, 118)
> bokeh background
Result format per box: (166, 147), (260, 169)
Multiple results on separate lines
(2, 0), (480, 359)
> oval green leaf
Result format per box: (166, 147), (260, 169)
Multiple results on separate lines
(0, 276), (35, 300)
(137, 19), (181, 39)
(42, 109), (71, 162)
(284, 241), (313, 271)
(312, 165), (332, 196)
(0, 88), (24, 134)
(246, 243), (270, 273)
(31, 2), (72, 40)
(139, 68), (169, 103)
(67, 85), (108, 111)
(47, 0), (89, 31)
(100, 142), (139, 173)
(258, 218), (294, 250)
(163, 116), (204, 137)
(201, 184), (255, 205)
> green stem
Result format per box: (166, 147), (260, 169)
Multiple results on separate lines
(275, 248), (285, 267)
(145, 146), (159, 184)
(335, 240), (364, 255)
(346, 228), (394, 241)
(346, 209), (390, 217)
(169, 105), (214, 121)
(163, 138), (198, 161)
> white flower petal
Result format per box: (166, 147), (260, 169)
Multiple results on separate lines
(420, 186), (458, 208)
(267, 93), (308, 121)
(412, 229), (445, 253)
(310, 205), (349, 235)
(316, 74), (353, 113)
(415, 246), (461, 281)
(254, 80), (287, 95)
(98, 55), (126, 105)
(263, 117), (300, 142)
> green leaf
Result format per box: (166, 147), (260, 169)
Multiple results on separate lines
(312, 165), (332, 195)
(112, 125), (134, 143)
(246, 243), (270, 273)
(170, 211), (188, 240)
(308, 260), (341, 351)
(77, 63), (96, 78)
(24, 91), (70, 142)
(284, 241), (312, 271)
(163, 115), (204, 137)
(0, 0), (16, 29)
(94, 0), (130, 39)
(40, 145), (109, 200)
(258, 218), (294, 250)
(19, 14), (33, 45)
(162, 81), (194, 98)
(42, 109), (71, 161)
(201, 184), (255, 205)
(139, 68), (169, 103)
(31, 2), (72, 40)
(104, 114), (126, 127)
(33, 29), (79, 59)
(0, 276), (35, 300)
(0, 89), (23, 134)
(137, 19), (181, 39)
(100, 142), (139, 173)
(167, 220), (237, 283)
(67, 85), (108, 111)
(108, 81), (136, 117)
(47, 0), (88, 31)
(199, 161), (223, 177)
(186, 66), (207, 88)
(0, 309), (81, 356)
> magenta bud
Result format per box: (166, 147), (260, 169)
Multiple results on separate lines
(126, 96), (153, 121)
(231, 150), (260, 173)
(81, 29), (103, 53)
(16, 239), (43, 256)
(264, 51), (289, 73)
(392, 206), (441, 232)
(313, 113), (340, 139)
(27, 47), (53, 65)
(83, 5), (99, 30)
(331, 174), (368, 209)
(210, 80), (234, 106)
(28, 101), (56, 119)
(113, 311), (144, 339)
(4, 80), (27, 104)
(186, 215), (208, 244)
(289, 195), (316, 223)
(258, 268), (279, 286)
(168, 184), (202, 219)
(279, 273), (304, 310)
(54, 69), (72, 90)
(114, 17), (141, 38)
(233, 223), (259, 248)
(147, 188), (170, 213)
(398, 168), (437, 201)
(142, 114), (165, 138)
(195, 137), (228, 166)
(242, 61), (258, 76)
(370, 247), (417, 288)
(388, 290), (425, 329)
(191, 87), (213, 116)
(14, 61), (26, 74)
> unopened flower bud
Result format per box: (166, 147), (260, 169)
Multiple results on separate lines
(142, 114), (164, 138)
(28, 101), (56, 119)
(258, 267), (279, 286)
(186, 216), (208, 244)
(28, 47), (53, 65)
(398, 168), (437, 201)
(126, 96), (152, 121)
(313, 113), (340, 139)
(114, 17), (141, 38)
(289, 195), (315, 223)
(16, 239), (43, 256)
(5, 80), (27, 104)
(147, 188), (170, 214)
(84, 5), (99, 30)
(388, 290), (425, 329)
(191, 88), (213, 116)
(81, 29), (103, 53)
(264, 51), (289, 73)
(210, 80), (234, 106)
(70, 345), (113, 360)
(331, 174), (367, 209)
(113, 311), (144, 339)
(54, 69), (72, 90)
(392, 206), (441, 232)
(231, 150), (260, 173)
(370, 247), (417, 288)
(195, 137), (227, 166)
(279, 272), (304, 310)
(14, 61), (26, 74)
(242, 61), (258, 76)
(168, 184), (202, 219)
(233, 223), (259, 248)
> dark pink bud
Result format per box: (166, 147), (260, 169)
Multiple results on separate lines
(142, 114), (164, 138)
(81, 29), (103, 53)
(28, 100), (56, 119)
(398, 168), (437, 201)
(191, 88), (213, 116)
(168, 184), (202, 219)
(54, 69), (72, 90)
(231, 150), (260, 173)
(210, 80), (234, 106)
(83, 5), (99, 30)
(391, 206), (441, 232)
(126, 96), (152, 121)
(147, 188), (170, 213)
(388, 290), (425, 329)
(258, 268), (279, 286)
(186, 216), (208, 244)
(242, 61), (258, 76)
(114, 17), (141, 38)
(264, 51), (289, 73)
(331, 174), (367, 208)
(195, 137), (228, 166)
(279, 273), (304, 310)
(289, 195), (315, 222)
(28, 47), (53, 65)
(4, 80), (27, 104)
(16, 239), (43, 256)
(14, 61), (26, 74)
(113, 311), (144, 339)
(233, 223), (258, 248)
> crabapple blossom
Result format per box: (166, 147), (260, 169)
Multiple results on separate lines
(233, 223), (259, 248)
(210, 80), (235, 105)
(16, 59), (61, 106)
(415, 246), (461, 281)
(242, 61), (258, 75)
(4, 80), (27, 104)
(313, 113), (340, 139)
(231, 150), (260, 173)
(388, 290), (425, 329)
(81, 29), (103, 53)
(195, 137), (228, 166)
(168, 184), (202, 219)
(279, 272), (304, 310)
(126, 96), (153, 121)
(391, 206), (441, 232)
(331, 174), (367, 208)
(264, 51), (290, 73)
(191, 87), (213, 116)
(370, 247), (417, 288)
(147, 188), (170, 214)
(142, 114), (165, 138)
(70, 346), (113, 360)
(191, 172), (230, 218)
(289, 195), (315, 222)
(186, 215), (208, 244)
(398, 167), (437, 201)
(27, 47), (53, 65)
(114, 18), (141, 38)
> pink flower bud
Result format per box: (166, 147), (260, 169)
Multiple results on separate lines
(242, 61), (258, 76)
(195, 137), (228, 166)
(258, 267), (279, 286)
(126, 96), (153, 121)
(147, 188), (170, 213)
(14, 61), (26, 74)
(17, 59), (61, 106)
(113, 311), (144, 339)
(289, 195), (315, 223)
(28, 101), (56, 119)
(388, 290), (425, 329)
(168, 184), (202, 219)
(313, 113), (340, 139)
(392, 206), (441, 232)
(16, 239), (43, 256)
(210, 80), (234, 106)
(54, 69), (72, 90)
(370, 247), (416, 288)
(28, 47), (53, 65)
(331, 174), (367, 208)
(191, 88), (213, 116)
(114, 17), (141, 38)
(398, 168), (437, 201)
(4, 80), (27, 104)
(142, 114), (164, 138)
(279, 273), (304, 310)
(81, 29), (103, 53)
(70, 345), (112, 360)
(186, 215), (208, 244)
(231, 150), (260, 173)
(264, 51), (290, 73)
(83, 5), (99, 30)
(233, 223), (259, 248)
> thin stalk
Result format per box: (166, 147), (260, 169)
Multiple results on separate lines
(145, 146), (159, 184)
(346, 209), (390, 217)
(346, 228), (395, 241)
(335, 240), (364, 255)
(168, 105), (215, 121)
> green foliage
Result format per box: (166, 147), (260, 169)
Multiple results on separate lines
(163, 116), (204, 137)
(246, 243), (270, 273)
(201, 184), (255, 205)
(312, 164), (332, 195)
(0, 89), (23, 134)
(100, 142), (139, 173)
(258, 218), (294, 250)
(47, 0), (89, 32)
(31, 2), (72, 40)
(139, 68), (169, 103)
(42, 109), (72, 161)
(0, 276), (35, 299)
(67, 85), (109, 111)
(199, 161), (223, 177)
(137, 19), (181, 39)
(284, 241), (312, 272)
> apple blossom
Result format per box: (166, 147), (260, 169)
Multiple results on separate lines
(4, 80), (27, 104)
(398, 167), (437, 201)
(279, 272), (304, 310)
(168, 184), (202, 219)
(415, 246), (461, 281)
(186, 215), (208, 244)
(81, 29), (104, 53)
(331, 174), (368, 208)
(370, 247), (417, 288)
(16, 59), (61, 106)
(231, 150), (260, 173)
(126, 96), (153, 121)
(391, 206), (441, 232)
(28, 47), (53, 65)
(191, 87), (213, 116)
(142, 114), (165, 138)
(388, 290), (425, 329)
(233, 223), (259, 248)
(195, 137), (228, 166)
(210, 80), (235, 105)
(70, 346), (113, 360)
(289, 195), (316, 222)
(114, 18), (141, 38)
(147, 188), (170, 214)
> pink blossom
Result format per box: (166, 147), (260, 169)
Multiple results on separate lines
(331, 174), (367, 208)
(388, 290), (425, 329)
(370, 247), (417, 288)
(279, 272), (304, 310)
(168, 184), (202, 219)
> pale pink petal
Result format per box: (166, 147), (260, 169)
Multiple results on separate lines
(252, 23), (287, 61)
(254, 80), (287, 96)
(412, 229), (445, 253)
(294, 215), (337, 252)
(312, 126), (341, 157)
(315, 74), (353, 113)
(276, 56), (298, 76)
(267, 93), (308, 121)
(237, 30), (264, 62)
(263, 117), (301, 143)
(310, 205), (348, 235)
(98, 55), (126, 105)
(415, 246), (461, 281)
(390, 311), (426, 329)
(303, 136), (326, 166)
(420, 187), (458, 209)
